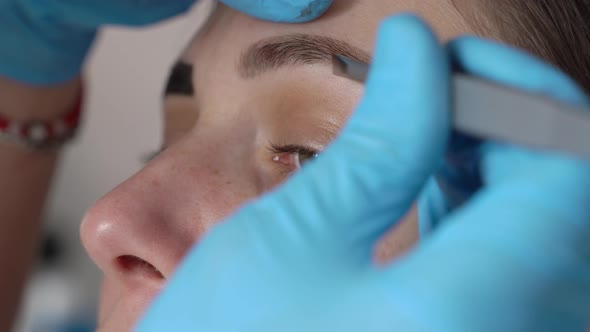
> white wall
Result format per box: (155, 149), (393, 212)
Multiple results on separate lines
(15, 2), (214, 331)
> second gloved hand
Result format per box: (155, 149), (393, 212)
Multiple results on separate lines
(0, 0), (333, 84)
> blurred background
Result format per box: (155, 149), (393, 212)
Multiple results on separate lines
(12, 2), (214, 331)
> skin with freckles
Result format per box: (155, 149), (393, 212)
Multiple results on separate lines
(80, 1), (476, 331)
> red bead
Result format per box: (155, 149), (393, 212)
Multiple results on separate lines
(45, 123), (54, 138)
(64, 103), (82, 127)
(0, 85), (84, 148)
(20, 123), (29, 137)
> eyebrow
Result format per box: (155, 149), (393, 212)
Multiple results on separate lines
(239, 34), (372, 79)
(164, 61), (194, 96)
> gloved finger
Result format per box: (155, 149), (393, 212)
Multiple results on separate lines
(232, 14), (450, 263)
(445, 37), (590, 258)
(220, 0), (333, 23)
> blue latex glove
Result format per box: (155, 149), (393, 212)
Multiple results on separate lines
(0, 0), (333, 85)
(137, 14), (590, 332)
(406, 35), (590, 331)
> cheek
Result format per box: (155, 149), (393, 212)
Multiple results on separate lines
(374, 206), (419, 264)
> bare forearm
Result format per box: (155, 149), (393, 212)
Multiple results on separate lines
(0, 76), (81, 331)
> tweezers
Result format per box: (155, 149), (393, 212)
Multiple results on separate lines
(333, 54), (590, 160)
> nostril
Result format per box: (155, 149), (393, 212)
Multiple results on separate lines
(116, 255), (165, 281)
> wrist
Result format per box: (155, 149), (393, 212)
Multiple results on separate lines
(0, 76), (83, 150)
(0, 76), (81, 120)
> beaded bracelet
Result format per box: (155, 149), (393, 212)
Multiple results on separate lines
(0, 92), (83, 151)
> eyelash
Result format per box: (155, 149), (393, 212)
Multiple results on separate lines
(267, 142), (320, 171)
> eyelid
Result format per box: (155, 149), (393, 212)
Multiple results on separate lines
(267, 142), (320, 158)
(267, 141), (321, 173)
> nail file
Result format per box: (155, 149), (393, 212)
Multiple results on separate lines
(334, 54), (590, 160)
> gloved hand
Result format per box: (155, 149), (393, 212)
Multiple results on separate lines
(404, 34), (590, 331)
(137, 14), (590, 332)
(0, 0), (333, 85)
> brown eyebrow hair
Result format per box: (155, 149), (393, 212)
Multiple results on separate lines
(238, 34), (372, 79)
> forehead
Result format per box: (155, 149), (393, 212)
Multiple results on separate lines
(185, 0), (472, 62)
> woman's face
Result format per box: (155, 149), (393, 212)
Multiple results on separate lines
(81, 1), (473, 330)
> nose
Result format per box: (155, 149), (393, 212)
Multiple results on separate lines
(80, 140), (259, 292)
(80, 169), (196, 287)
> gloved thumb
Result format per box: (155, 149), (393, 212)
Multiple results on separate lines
(240, 14), (451, 264)
(220, 0), (333, 23)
